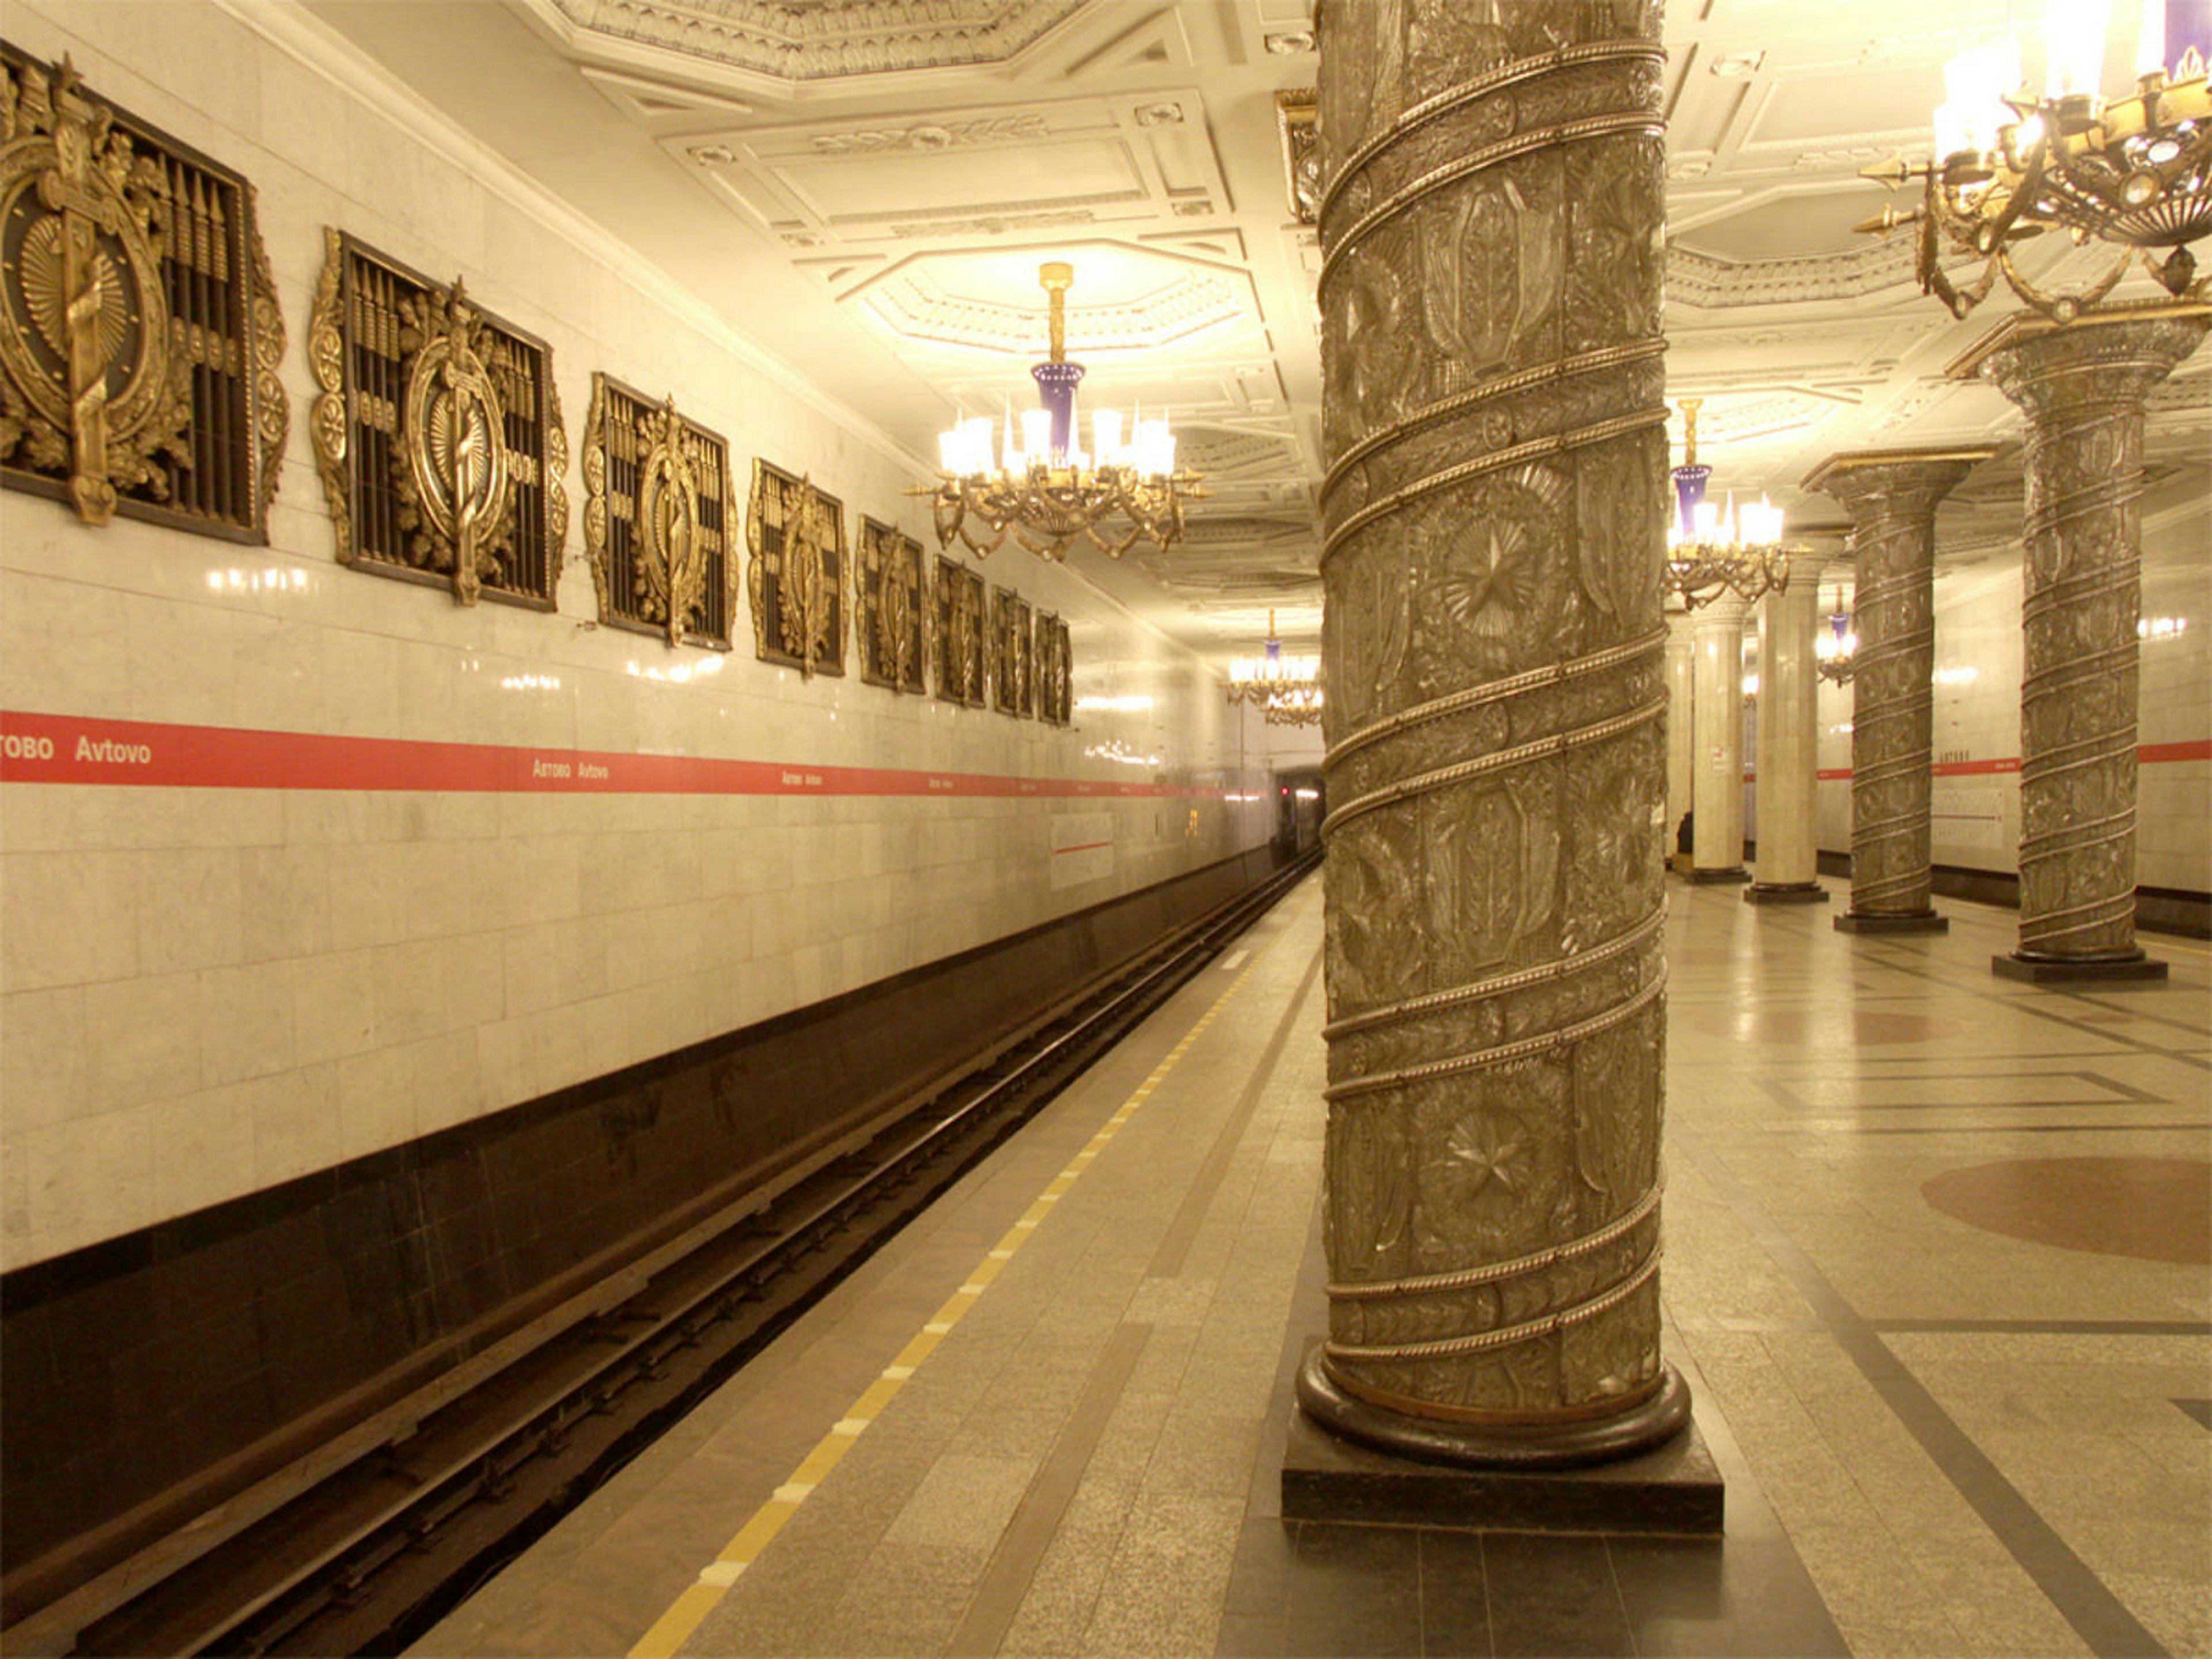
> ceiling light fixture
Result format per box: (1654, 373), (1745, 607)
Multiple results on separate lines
(917, 262), (1205, 561)
(1662, 399), (1797, 610)
(1225, 609), (1323, 726)
(1856, 0), (2212, 321)
(1816, 584), (1859, 685)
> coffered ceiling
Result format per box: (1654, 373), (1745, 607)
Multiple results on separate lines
(307, 0), (2210, 666)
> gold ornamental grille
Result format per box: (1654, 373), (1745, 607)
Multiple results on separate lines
(746, 459), (845, 676)
(0, 44), (286, 540)
(311, 232), (562, 608)
(857, 515), (927, 694)
(934, 555), (987, 709)
(583, 375), (733, 650)
(1033, 610), (1072, 726)
(991, 585), (1034, 718)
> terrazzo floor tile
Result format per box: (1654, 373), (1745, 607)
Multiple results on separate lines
(406, 877), (2208, 1659)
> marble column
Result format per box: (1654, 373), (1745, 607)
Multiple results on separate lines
(1689, 599), (1749, 882)
(1748, 581), (1826, 903)
(1665, 618), (1696, 858)
(1305, 0), (1687, 1465)
(1804, 447), (1993, 933)
(1953, 302), (2209, 983)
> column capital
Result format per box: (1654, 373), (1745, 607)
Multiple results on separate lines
(1801, 446), (1998, 518)
(1947, 300), (2211, 422)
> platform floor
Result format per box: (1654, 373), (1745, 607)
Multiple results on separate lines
(412, 874), (2211, 1659)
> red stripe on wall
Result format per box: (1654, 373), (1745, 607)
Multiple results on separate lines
(0, 712), (1233, 800)
(1815, 741), (2207, 782)
(1933, 756), (2022, 777)
(2139, 739), (2212, 765)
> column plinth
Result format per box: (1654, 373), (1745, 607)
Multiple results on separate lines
(1306, 0), (1685, 1467)
(1747, 581), (1827, 906)
(1689, 599), (1749, 882)
(1804, 446), (1994, 934)
(1952, 303), (2209, 984)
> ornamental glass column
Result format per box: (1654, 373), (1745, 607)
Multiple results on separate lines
(1304, 0), (1688, 1466)
(1951, 302), (2210, 982)
(1804, 448), (1994, 933)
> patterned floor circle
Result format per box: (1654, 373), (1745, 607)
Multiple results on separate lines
(1922, 1157), (2212, 1265)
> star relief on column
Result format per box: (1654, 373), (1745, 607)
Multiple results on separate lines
(1303, 0), (1691, 1469)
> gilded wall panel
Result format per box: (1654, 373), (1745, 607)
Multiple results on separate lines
(308, 231), (563, 607)
(1032, 610), (1071, 726)
(933, 555), (986, 707)
(582, 375), (733, 650)
(1, 46), (286, 540)
(856, 515), (927, 694)
(746, 460), (845, 676)
(991, 585), (1033, 718)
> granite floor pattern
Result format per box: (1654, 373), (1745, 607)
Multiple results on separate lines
(410, 873), (2211, 1659)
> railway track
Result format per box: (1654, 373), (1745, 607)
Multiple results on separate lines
(51, 851), (1318, 1657)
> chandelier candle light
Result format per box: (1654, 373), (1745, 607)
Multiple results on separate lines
(1663, 399), (1796, 609)
(1858, 0), (2212, 320)
(1816, 584), (1859, 685)
(1226, 611), (1324, 726)
(919, 263), (1205, 560)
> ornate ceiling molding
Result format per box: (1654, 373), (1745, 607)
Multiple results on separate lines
(859, 262), (1245, 355)
(1666, 237), (1921, 308)
(541, 0), (1088, 82)
(673, 89), (1224, 249)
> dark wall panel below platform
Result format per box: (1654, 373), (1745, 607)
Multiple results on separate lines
(0, 843), (1285, 1613)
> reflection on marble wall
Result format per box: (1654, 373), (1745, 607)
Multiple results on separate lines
(0, 0), (1286, 1270)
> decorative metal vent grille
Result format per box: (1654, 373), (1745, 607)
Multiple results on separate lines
(747, 459), (844, 676)
(1034, 610), (1072, 726)
(582, 375), (733, 649)
(934, 555), (986, 708)
(0, 46), (286, 540)
(309, 230), (565, 608)
(992, 585), (1034, 718)
(857, 515), (927, 694)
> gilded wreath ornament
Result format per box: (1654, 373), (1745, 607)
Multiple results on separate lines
(0, 54), (192, 524)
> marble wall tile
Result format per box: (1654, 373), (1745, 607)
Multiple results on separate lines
(0, 0), (1283, 1269)
(291, 950), (380, 1068)
(82, 971), (202, 1110)
(251, 1061), (343, 1187)
(134, 849), (245, 975)
(0, 987), (86, 1133)
(241, 844), (333, 961)
(0, 573), (135, 717)
(20, 1101), (156, 1260)
(150, 1075), (257, 1221)
(1, 851), (138, 990)
(199, 960), (299, 1088)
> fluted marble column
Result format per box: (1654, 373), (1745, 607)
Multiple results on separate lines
(1305, 0), (1687, 1466)
(1748, 581), (1826, 903)
(1665, 618), (1696, 856)
(1805, 447), (1993, 933)
(1954, 302), (2209, 983)
(1690, 599), (1749, 882)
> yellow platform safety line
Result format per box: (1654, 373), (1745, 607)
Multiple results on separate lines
(626, 958), (1259, 1659)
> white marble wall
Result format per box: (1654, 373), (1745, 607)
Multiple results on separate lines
(0, 2), (1291, 1269)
